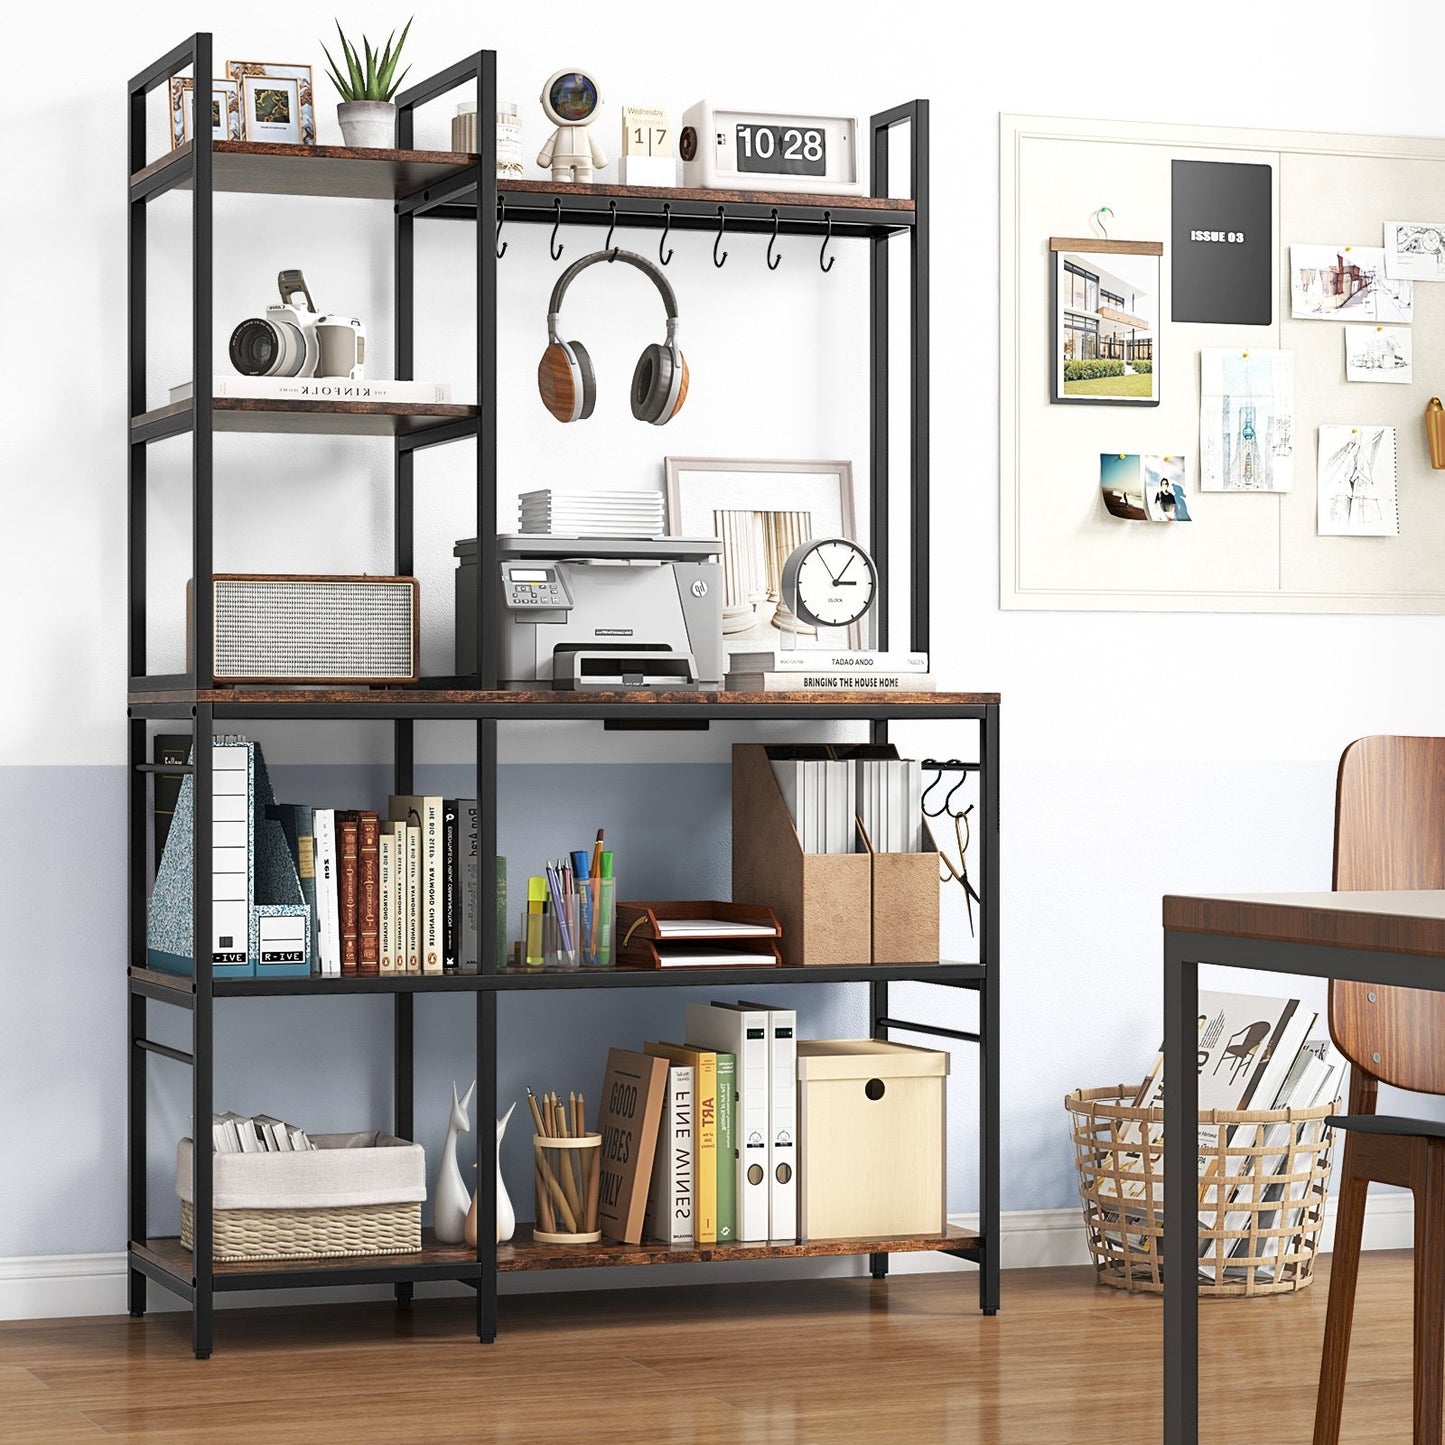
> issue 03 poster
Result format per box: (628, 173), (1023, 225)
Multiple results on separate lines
(1171, 160), (1273, 325)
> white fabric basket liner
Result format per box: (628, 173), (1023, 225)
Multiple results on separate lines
(176, 1131), (426, 1210)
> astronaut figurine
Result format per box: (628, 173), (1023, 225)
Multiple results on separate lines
(536, 68), (607, 184)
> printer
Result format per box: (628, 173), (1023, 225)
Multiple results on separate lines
(454, 535), (724, 690)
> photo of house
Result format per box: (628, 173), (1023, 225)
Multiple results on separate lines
(1053, 247), (1159, 403)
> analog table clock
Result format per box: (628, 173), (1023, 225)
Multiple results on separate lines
(780, 538), (878, 631)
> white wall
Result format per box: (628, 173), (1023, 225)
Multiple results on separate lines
(6, 0), (1445, 1270)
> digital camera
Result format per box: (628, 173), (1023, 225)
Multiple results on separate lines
(229, 269), (365, 379)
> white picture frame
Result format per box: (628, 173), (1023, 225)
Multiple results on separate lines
(228, 60), (316, 145)
(168, 77), (242, 149)
(663, 457), (867, 655)
(241, 75), (303, 145)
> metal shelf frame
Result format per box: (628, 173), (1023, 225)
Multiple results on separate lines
(125, 36), (991, 1359)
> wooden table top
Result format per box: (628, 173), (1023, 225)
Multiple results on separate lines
(1164, 889), (1445, 959)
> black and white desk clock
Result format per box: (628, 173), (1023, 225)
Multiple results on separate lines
(780, 537), (878, 631)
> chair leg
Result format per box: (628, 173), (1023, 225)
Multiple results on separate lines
(1413, 1141), (1445, 1445)
(1314, 1144), (1370, 1445)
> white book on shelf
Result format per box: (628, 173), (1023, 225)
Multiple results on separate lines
(726, 672), (936, 693)
(643, 1064), (695, 1246)
(313, 809), (341, 977)
(169, 376), (454, 404)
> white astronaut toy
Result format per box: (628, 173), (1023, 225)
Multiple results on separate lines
(537, 68), (607, 184)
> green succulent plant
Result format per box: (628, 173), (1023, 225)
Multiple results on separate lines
(322, 18), (413, 103)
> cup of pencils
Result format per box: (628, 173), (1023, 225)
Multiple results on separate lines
(528, 1086), (601, 1244)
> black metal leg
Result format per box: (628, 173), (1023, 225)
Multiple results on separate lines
(870, 975), (890, 1279)
(192, 701), (215, 1360)
(1163, 934), (1199, 1444)
(394, 990), (414, 1305)
(127, 717), (148, 1318)
(478, 988), (498, 1342)
(979, 703), (1000, 1316)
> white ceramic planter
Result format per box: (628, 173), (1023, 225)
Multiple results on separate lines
(337, 100), (396, 149)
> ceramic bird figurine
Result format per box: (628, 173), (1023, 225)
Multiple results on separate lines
(435, 1079), (475, 1244)
(466, 1101), (518, 1246)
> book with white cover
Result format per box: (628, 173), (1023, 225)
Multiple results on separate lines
(732, 650), (929, 673)
(170, 376), (454, 404)
(738, 1000), (797, 1242)
(689, 1002), (770, 1242)
(313, 809), (340, 976)
(727, 672), (936, 692)
(643, 1064), (695, 1246)
(378, 830), (395, 973)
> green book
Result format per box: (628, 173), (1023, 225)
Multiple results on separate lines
(715, 1051), (737, 1244)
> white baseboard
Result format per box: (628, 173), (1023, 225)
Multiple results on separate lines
(1, 1191), (1416, 1323)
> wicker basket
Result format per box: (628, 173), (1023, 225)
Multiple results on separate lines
(176, 1130), (425, 1262)
(1065, 1085), (1339, 1298)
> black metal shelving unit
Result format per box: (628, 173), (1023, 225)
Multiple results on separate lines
(126, 35), (997, 1358)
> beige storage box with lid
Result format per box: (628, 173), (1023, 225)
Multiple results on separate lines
(796, 1039), (948, 1239)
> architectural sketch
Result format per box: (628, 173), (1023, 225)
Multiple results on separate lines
(1317, 425), (1398, 537)
(1199, 349), (1294, 492)
(1290, 245), (1413, 323)
(1344, 326), (1413, 384)
(1385, 221), (1445, 281)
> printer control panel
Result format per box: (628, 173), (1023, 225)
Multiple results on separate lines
(500, 563), (573, 611)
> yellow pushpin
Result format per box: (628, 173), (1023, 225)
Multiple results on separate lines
(1243, 351), (1249, 358)
(1164, 456), (1173, 462)
(1118, 453), (1127, 460)
(1352, 428), (1358, 434)
(1345, 245), (1353, 252)
(1377, 325), (1384, 332)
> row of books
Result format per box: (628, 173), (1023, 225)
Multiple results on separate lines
(771, 748), (923, 855)
(726, 648), (934, 693)
(211, 1111), (315, 1153)
(599, 1001), (797, 1247)
(270, 797), (498, 976)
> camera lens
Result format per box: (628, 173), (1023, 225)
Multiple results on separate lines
(549, 73), (597, 122)
(229, 317), (304, 376)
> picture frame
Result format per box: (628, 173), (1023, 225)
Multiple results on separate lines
(241, 75), (303, 146)
(168, 77), (242, 150)
(663, 457), (868, 654)
(227, 61), (316, 145)
(1049, 237), (1162, 406)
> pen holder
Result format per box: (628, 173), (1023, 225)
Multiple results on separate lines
(533, 1134), (602, 1243)
(575, 878), (617, 968)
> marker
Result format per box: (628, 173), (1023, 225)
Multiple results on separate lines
(572, 850), (594, 965)
(525, 877), (546, 966)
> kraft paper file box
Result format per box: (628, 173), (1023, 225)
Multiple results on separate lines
(731, 743), (871, 966)
(615, 900), (783, 970)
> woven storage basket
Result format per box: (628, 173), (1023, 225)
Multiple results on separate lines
(1065, 1085), (1339, 1298)
(176, 1130), (425, 1261)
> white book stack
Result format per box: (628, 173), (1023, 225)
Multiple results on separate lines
(771, 756), (859, 854)
(726, 650), (933, 693)
(517, 489), (666, 538)
(855, 757), (923, 854)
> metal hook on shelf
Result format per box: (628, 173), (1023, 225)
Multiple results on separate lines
(819, 210), (835, 273)
(658, 203), (674, 266)
(604, 200), (617, 253)
(549, 198), (564, 262)
(767, 208), (782, 270)
(713, 206), (728, 268)
(495, 197), (507, 259)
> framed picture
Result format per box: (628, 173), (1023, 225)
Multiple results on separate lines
(663, 457), (867, 653)
(241, 75), (303, 145)
(227, 61), (315, 145)
(1049, 237), (1163, 406)
(168, 77), (242, 149)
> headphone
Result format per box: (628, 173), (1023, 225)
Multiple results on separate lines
(537, 249), (689, 425)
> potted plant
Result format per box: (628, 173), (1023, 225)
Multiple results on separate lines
(322, 18), (412, 149)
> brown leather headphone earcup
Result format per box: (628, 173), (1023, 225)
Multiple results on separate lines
(538, 342), (578, 422)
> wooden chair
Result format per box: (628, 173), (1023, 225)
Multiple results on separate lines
(1315, 735), (1445, 1445)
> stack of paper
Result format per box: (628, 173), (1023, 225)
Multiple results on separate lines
(518, 489), (666, 537)
(855, 758), (923, 854)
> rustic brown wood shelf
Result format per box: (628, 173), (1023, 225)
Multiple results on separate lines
(497, 1224), (981, 1271)
(131, 398), (478, 440)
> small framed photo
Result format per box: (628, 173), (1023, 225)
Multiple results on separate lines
(242, 75), (303, 145)
(1049, 237), (1162, 406)
(168, 78), (242, 149)
(228, 61), (315, 145)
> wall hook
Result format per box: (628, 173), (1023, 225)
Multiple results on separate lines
(819, 210), (835, 273)
(604, 200), (617, 253)
(713, 206), (728, 268)
(495, 197), (507, 259)
(767, 208), (782, 270)
(1091, 205), (1114, 241)
(658, 203), (674, 266)
(550, 198), (564, 262)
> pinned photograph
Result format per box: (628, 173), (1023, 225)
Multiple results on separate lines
(1050, 239), (1161, 406)
(228, 61), (316, 145)
(1345, 326), (1413, 384)
(1199, 349), (1294, 492)
(1143, 455), (1191, 523)
(1318, 425), (1398, 537)
(1385, 222), (1445, 281)
(1290, 245), (1413, 323)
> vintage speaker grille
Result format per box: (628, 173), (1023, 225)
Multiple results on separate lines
(214, 579), (416, 681)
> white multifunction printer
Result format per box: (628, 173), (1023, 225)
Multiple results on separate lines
(454, 535), (724, 690)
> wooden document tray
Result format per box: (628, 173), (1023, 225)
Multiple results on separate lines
(616, 900), (783, 970)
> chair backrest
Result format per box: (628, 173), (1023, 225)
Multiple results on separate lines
(1331, 735), (1445, 1093)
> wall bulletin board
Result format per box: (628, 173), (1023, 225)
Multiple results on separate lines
(1001, 113), (1445, 612)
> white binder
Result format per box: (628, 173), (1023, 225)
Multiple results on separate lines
(739, 1000), (798, 1242)
(686, 1002), (770, 1243)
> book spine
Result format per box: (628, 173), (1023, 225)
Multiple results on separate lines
(313, 810), (338, 976)
(406, 825), (421, 973)
(338, 813), (359, 976)
(208, 375), (452, 403)
(696, 1052), (717, 1245)
(152, 735), (191, 867)
(358, 812), (380, 976)
(378, 830), (395, 974)
(294, 807), (318, 975)
(460, 800), (480, 974)
(714, 1052), (736, 1244)
(768, 651), (929, 672)
(442, 800), (459, 973)
(390, 822), (407, 978)
(423, 799), (442, 974)
(738, 672), (937, 692)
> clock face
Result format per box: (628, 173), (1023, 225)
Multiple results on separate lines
(790, 540), (876, 628)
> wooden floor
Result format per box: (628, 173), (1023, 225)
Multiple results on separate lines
(0, 1254), (1419, 1443)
